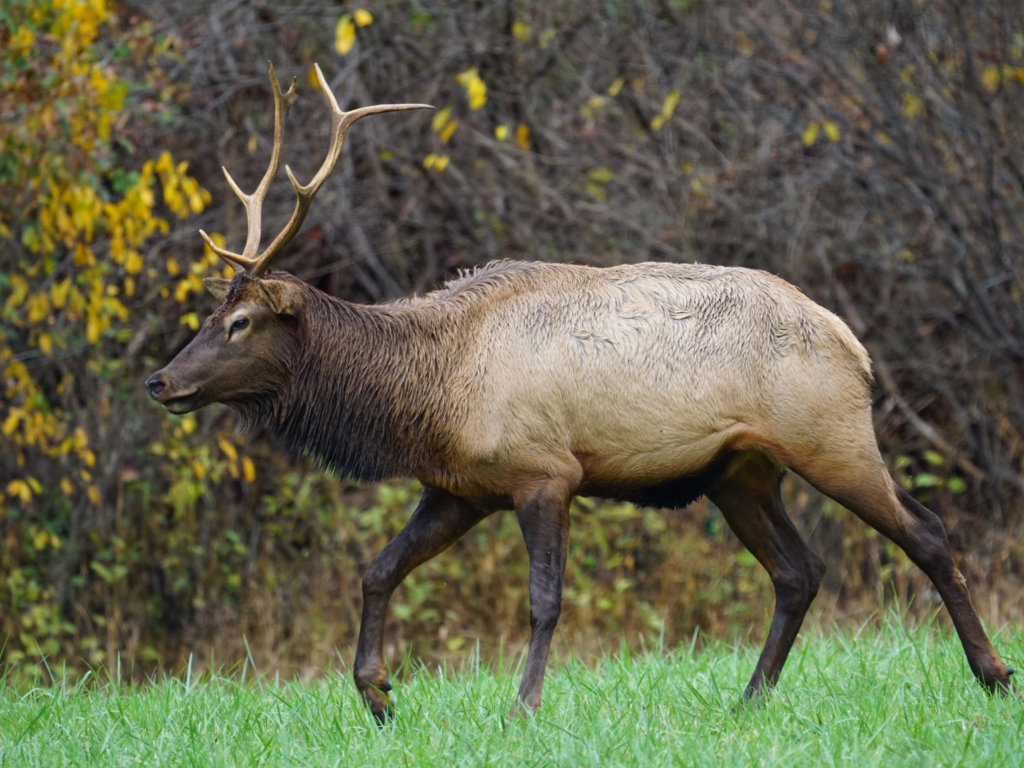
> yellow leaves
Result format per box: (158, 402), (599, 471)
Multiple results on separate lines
(85, 316), (102, 344)
(247, 134), (258, 155)
(242, 457), (256, 483)
(515, 123), (531, 152)
(174, 274), (205, 304)
(607, 78), (625, 97)
(87, 485), (101, 505)
(180, 416), (197, 435)
(73, 243), (95, 266)
(30, 526), (61, 551)
(796, 118), (838, 148)
(5, 274), (29, 311)
(335, 14), (356, 55)
(155, 153), (211, 219)
(26, 292), (50, 324)
(218, 438), (238, 462)
(180, 312), (200, 331)
(982, 65), (1000, 92)
(124, 250), (144, 274)
(586, 167), (614, 201)
(579, 95), (607, 119)
(650, 90), (681, 131)
(456, 68), (487, 110)
(978, 64), (1024, 91)
(201, 232), (226, 264)
(166, 258), (180, 276)
(736, 32), (755, 57)
(33, 529), (49, 551)
(51, 278), (71, 309)
(0, 2), (216, 501)
(903, 93), (925, 119)
(512, 20), (532, 43)
(353, 9), (373, 26)
(2, 410), (22, 437)
(9, 25), (36, 51)
(494, 125), (509, 141)
(439, 120), (458, 143)
(7, 479), (32, 503)
(307, 66), (321, 91)
(431, 106), (458, 144)
(422, 154), (450, 171)
(432, 106), (452, 131)
(802, 122), (820, 147)
(663, 89), (683, 116)
(89, 66), (110, 97)
(192, 460), (206, 480)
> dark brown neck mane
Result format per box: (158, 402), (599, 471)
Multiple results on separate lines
(242, 283), (460, 482)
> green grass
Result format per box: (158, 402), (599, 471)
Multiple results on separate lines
(1, 617), (1021, 767)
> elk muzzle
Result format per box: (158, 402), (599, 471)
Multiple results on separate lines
(146, 370), (201, 413)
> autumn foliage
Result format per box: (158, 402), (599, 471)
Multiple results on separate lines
(1, 0), (1023, 680)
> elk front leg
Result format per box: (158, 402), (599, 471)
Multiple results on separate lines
(354, 487), (484, 723)
(513, 482), (572, 715)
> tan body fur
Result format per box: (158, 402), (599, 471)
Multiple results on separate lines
(411, 261), (871, 505)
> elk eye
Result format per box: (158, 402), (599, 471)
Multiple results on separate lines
(229, 317), (249, 335)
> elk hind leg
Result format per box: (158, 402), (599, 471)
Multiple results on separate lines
(708, 450), (826, 700)
(787, 431), (1014, 692)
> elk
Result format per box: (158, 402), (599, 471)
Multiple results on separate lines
(147, 63), (1014, 722)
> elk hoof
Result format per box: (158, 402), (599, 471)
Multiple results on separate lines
(373, 704), (395, 727)
(379, 678), (393, 692)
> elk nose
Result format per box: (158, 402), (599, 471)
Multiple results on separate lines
(146, 374), (167, 399)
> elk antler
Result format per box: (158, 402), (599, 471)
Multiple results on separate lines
(201, 62), (432, 278)
(200, 62), (297, 274)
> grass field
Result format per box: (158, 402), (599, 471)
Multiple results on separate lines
(1, 617), (1021, 767)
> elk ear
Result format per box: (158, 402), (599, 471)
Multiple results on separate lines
(256, 279), (304, 316)
(203, 277), (232, 302)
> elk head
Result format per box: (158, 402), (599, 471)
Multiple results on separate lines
(145, 62), (430, 415)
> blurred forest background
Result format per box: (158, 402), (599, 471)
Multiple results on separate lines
(2, 0), (1023, 682)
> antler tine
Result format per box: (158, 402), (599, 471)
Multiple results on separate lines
(249, 63), (432, 277)
(208, 62), (298, 273)
(199, 229), (255, 272)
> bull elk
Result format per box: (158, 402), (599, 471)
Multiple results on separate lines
(147, 62), (1014, 721)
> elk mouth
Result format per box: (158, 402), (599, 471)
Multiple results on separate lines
(161, 390), (201, 414)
